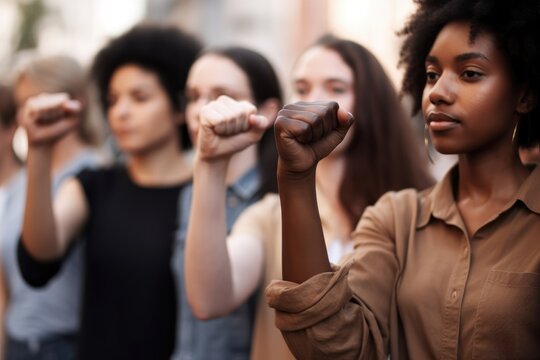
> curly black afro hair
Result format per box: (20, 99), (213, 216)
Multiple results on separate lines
(399, 0), (540, 147)
(91, 23), (202, 149)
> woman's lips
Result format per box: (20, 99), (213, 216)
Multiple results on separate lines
(427, 112), (460, 131)
(113, 126), (133, 136)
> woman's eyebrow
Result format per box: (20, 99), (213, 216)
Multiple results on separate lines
(455, 52), (490, 63)
(425, 55), (438, 65)
(425, 52), (489, 65)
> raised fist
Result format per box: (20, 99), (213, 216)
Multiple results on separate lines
(19, 93), (81, 147)
(197, 95), (271, 160)
(274, 100), (353, 174)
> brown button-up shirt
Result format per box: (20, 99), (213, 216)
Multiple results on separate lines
(267, 165), (540, 360)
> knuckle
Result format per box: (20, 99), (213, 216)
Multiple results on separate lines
(308, 112), (319, 123)
(274, 116), (288, 130)
(326, 101), (339, 112)
(283, 103), (298, 110)
(240, 100), (256, 111)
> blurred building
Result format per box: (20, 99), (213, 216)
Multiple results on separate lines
(1, 0), (414, 89)
(153, 0), (415, 93)
(3, 0), (452, 174)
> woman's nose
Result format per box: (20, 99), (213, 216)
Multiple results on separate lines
(428, 73), (455, 106)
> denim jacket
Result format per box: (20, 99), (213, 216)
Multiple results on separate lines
(171, 167), (261, 360)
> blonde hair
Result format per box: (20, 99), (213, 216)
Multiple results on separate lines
(15, 54), (103, 146)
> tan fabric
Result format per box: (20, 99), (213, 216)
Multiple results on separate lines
(231, 189), (350, 360)
(266, 165), (540, 360)
(230, 194), (291, 360)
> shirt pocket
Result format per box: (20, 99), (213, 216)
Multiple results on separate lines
(472, 270), (540, 360)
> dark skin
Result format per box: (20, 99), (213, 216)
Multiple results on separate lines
(275, 101), (352, 283)
(276, 21), (535, 284)
(423, 21), (533, 236)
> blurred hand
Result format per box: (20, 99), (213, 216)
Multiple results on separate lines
(197, 95), (272, 160)
(19, 93), (81, 147)
(274, 101), (353, 175)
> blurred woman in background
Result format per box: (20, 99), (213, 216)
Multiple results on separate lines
(16, 24), (201, 359)
(184, 35), (433, 359)
(0, 55), (102, 360)
(0, 84), (20, 357)
(171, 46), (282, 359)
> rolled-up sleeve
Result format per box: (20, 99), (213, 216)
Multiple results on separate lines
(266, 262), (385, 359)
(266, 191), (410, 360)
(17, 237), (64, 287)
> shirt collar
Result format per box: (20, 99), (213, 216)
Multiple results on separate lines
(515, 164), (540, 214)
(417, 164), (540, 229)
(228, 166), (261, 201)
(417, 165), (461, 229)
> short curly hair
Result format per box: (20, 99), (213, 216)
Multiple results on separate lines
(91, 23), (202, 149)
(399, 0), (540, 147)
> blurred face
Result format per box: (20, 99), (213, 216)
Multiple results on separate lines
(422, 21), (521, 155)
(107, 64), (181, 156)
(292, 46), (355, 156)
(185, 54), (254, 145)
(291, 46), (354, 113)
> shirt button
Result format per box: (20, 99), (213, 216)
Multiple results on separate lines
(464, 247), (468, 256)
(451, 290), (458, 300)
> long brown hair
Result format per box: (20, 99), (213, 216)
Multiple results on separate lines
(314, 35), (434, 228)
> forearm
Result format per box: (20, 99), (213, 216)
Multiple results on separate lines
(0, 265), (6, 360)
(22, 147), (63, 260)
(278, 161), (331, 284)
(185, 156), (236, 318)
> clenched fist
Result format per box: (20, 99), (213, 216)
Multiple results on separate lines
(274, 101), (353, 175)
(19, 93), (81, 147)
(197, 95), (272, 160)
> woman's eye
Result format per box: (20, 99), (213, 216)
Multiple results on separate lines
(185, 92), (197, 103)
(331, 87), (347, 94)
(462, 70), (483, 80)
(426, 71), (440, 82)
(294, 87), (308, 96)
(207, 91), (235, 102)
(133, 93), (149, 102)
(106, 95), (117, 108)
(212, 92), (229, 101)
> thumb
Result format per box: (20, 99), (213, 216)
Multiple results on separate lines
(248, 114), (272, 131)
(337, 108), (354, 127)
(62, 99), (82, 115)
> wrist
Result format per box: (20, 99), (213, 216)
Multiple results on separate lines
(26, 145), (53, 161)
(277, 159), (316, 183)
(26, 146), (53, 175)
(195, 149), (231, 166)
(194, 153), (229, 180)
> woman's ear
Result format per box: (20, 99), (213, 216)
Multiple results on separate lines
(516, 87), (537, 114)
(258, 98), (281, 121)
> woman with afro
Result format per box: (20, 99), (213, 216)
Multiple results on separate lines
(266, 0), (540, 358)
(17, 24), (203, 359)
